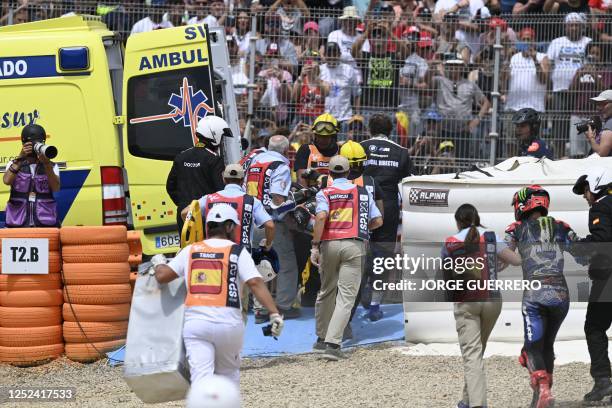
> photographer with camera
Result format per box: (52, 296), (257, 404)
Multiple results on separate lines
(584, 90), (612, 157)
(3, 124), (60, 228)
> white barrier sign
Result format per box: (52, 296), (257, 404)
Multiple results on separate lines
(1, 238), (49, 274)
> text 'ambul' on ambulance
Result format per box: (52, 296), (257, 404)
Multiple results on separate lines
(0, 16), (241, 256)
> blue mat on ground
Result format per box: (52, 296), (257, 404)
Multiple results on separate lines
(243, 303), (405, 357)
(106, 304), (405, 365)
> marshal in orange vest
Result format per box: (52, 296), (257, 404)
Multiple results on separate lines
(185, 241), (242, 308)
(321, 184), (370, 241)
(307, 145), (332, 175)
(245, 161), (283, 208)
(204, 192), (254, 249)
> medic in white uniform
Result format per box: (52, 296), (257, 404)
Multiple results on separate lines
(153, 204), (284, 386)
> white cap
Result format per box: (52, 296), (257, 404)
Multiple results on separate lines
(195, 115), (233, 147)
(591, 89), (612, 102)
(223, 163), (245, 179)
(565, 12), (586, 23)
(476, 6), (491, 19)
(573, 167), (612, 195)
(186, 375), (240, 408)
(328, 155), (350, 173)
(206, 203), (240, 225)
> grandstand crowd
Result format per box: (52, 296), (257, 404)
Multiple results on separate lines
(2, 0), (611, 172)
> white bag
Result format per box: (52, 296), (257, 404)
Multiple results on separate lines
(123, 268), (190, 403)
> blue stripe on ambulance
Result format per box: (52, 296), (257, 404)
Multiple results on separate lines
(0, 169), (90, 227)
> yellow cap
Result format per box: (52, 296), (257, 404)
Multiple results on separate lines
(340, 140), (367, 164)
(312, 113), (340, 136)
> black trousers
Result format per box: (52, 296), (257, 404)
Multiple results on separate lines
(585, 301), (612, 378)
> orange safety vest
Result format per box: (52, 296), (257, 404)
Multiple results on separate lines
(185, 241), (242, 308)
(323, 175), (378, 199)
(321, 184), (370, 241)
(245, 160), (283, 208)
(239, 147), (265, 170)
(204, 192), (254, 249)
(307, 145), (331, 175)
(443, 231), (498, 302)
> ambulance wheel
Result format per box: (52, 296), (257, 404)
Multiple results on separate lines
(0, 289), (63, 307)
(0, 344), (63, 367)
(0, 273), (62, 291)
(65, 339), (125, 363)
(0, 251), (61, 274)
(0, 306), (62, 327)
(0, 325), (62, 347)
(60, 226), (127, 245)
(62, 243), (130, 263)
(63, 303), (130, 322)
(0, 228), (60, 251)
(63, 284), (132, 305)
(63, 321), (128, 343)
(62, 263), (130, 285)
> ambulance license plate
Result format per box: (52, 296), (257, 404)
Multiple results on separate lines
(155, 233), (180, 249)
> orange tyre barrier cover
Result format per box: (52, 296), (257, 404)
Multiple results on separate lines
(60, 226), (127, 245)
(63, 303), (130, 322)
(62, 243), (129, 263)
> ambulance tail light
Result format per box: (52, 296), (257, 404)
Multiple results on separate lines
(101, 166), (128, 226)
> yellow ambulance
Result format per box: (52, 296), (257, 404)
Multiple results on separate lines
(0, 16), (241, 255)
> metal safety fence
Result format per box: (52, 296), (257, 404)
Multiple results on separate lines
(2, 1), (611, 174)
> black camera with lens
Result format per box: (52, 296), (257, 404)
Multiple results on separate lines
(575, 116), (602, 134)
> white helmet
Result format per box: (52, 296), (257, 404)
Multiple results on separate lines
(186, 375), (240, 408)
(196, 115), (233, 147)
(573, 167), (612, 195)
(207, 203), (240, 225)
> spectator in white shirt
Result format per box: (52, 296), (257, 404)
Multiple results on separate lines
(233, 10), (252, 55)
(255, 15), (299, 70)
(130, 6), (173, 35)
(434, 0), (485, 19)
(188, 0), (226, 27)
(327, 6), (361, 67)
(502, 27), (550, 157)
(319, 42), (362, 133)
(547, 12), (591, 156)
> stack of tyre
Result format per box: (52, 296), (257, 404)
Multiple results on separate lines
(60, 226), (132, 363)
(0, 228), (64, 366)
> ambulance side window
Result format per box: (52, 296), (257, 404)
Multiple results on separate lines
(126, 66), (216, 161)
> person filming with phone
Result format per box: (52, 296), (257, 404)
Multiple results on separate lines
(3, 124), (60, 228)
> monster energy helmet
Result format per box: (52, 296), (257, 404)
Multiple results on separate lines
(512, 185), (550, 221)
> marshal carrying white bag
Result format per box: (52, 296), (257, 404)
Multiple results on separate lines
(123, 264), (190, 403)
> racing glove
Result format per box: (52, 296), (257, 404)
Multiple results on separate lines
(269, 313), (284, 337)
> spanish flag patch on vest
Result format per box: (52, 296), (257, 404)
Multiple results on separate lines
(190, 260), (223, 294)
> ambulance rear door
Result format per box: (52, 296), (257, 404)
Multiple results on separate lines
(122, 24), (237, 255)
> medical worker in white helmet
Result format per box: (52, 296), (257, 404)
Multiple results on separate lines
(152, 204), (284, 386)
(167, 115), (233, 237)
